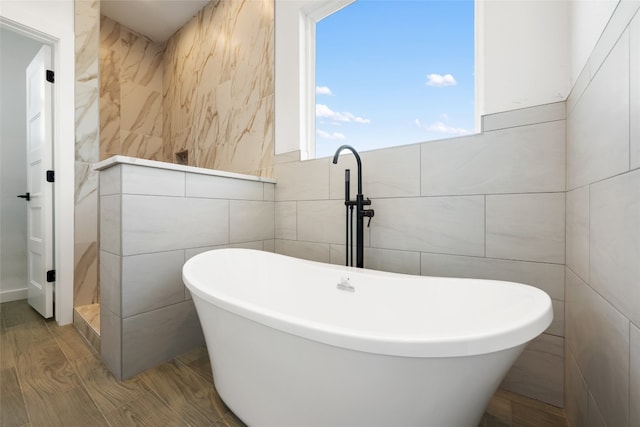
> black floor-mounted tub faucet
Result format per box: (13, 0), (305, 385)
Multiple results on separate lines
(332, 145), (374, 268)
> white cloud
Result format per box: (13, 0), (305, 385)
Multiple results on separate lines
(317, 129), (346, 140)
(414, 118), (470, 135)
(316, 104), (371, 124)
(316, 86), (333, 95)
(426, 73), (457, 87)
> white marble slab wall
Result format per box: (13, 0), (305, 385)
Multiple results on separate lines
(565, 4), (640, 427)
(99, 16), (164, 161)
(162, 0), (274, 177)
(98, 160), (275, 380)
(74, 0), (100, 307)
(273, 101), (567, 406)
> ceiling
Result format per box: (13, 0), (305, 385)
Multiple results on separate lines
(100, 0), (211, 43)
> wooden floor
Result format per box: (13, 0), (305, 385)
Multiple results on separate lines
(1, 300), (567, 427)
(1, 299), (241, 427)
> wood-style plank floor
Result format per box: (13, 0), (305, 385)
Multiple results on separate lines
(1, 300), (567, 427)
(0, 300), (241, 427)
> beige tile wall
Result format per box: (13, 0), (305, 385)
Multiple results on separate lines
(273, 102), (567, 407)
(162, 0), (274, 177)
(564, 3), (640, 426)
(99, 16), (164, 161)
(99, 0), (274, 179)
(74, 0), (100, 307)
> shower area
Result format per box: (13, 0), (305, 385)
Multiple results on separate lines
(71, 0), (274, 350)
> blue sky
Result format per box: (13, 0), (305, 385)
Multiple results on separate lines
(315, 0), (475, 158)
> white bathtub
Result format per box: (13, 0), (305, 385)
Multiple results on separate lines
(182, 249), (552, 427)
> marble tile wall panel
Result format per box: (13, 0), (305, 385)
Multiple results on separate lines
(100, 306), (122, 379)
(120, 165), (185, 197)
(631, 323), (640, 427)
(566, 30), (630, 190)
(565, 349), (589, 427)
(565, 269), (629, 427)
(229, 201), (275, 243)
(163, 0), (274, 177)
(481, 101), (565, 131)
(274, 239), (330, 264)
(198, 95), (274, 177)
(100, 250), (121, 317)
(100, 16), (121, 161)
(566, 186), (589, 282)
(121, 131), (163, 161)
(75, 0), (100, 312)
(590, 169), (640, 325)
(99, 16), (164, 161)
(486, 193), (565, 264)
(74, 241), (98, 306)
(370, 196), (485, 256)
(75, 163), (99, 239)
(75, 0), (99, 82)
(74, 163), (99, 306)
(500, 334), (564, 407)
(120, 26), (163, 138)
(121, 251), (185, 318)
(75, 85), (100, 163)
(274, 158), (330, 201)
(185, 173), (264, 200)
(121, 300), (204, 379)
(100, 194), (121, 255)
(121, 195), (229, 255)
(275, 202), (296, 240)
(421, 121), (565, 196)
(328, 144), (421, 200)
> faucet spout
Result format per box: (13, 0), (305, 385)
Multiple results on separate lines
(332, 145), (362, 195)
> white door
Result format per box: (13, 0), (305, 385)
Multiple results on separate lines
(25, 45), (54, 318)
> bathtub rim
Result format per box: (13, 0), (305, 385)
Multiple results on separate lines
(183, 248), (553, 358)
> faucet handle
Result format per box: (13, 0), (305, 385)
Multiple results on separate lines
(365, 209), (374, 227)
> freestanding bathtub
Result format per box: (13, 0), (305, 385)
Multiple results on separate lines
(183, 249), (552, 427)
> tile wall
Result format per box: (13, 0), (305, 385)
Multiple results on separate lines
(74, 0), (100, 307)
(162, 0), (274, 177)
(98, 160), (275, 380)
(99, 16), (164, 161)
(565, 3), (640, 427)
(273, 102), (567, 407)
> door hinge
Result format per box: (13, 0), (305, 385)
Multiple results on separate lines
(46, 70), (54, 83)
(46, 170), (55, 182)
(46, 270), (56, 283)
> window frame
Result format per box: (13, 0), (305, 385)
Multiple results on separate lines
(274, 0), (480, 160)
(275, 0), (354, 160)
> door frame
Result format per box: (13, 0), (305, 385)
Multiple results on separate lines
(0, 6), (75, 325)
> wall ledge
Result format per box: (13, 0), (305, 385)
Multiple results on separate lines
(94, 156), (276, 184)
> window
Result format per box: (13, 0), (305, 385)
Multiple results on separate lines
(315, 0), (475, 158)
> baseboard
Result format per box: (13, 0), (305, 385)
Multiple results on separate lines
(0, 288), (28, 303)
